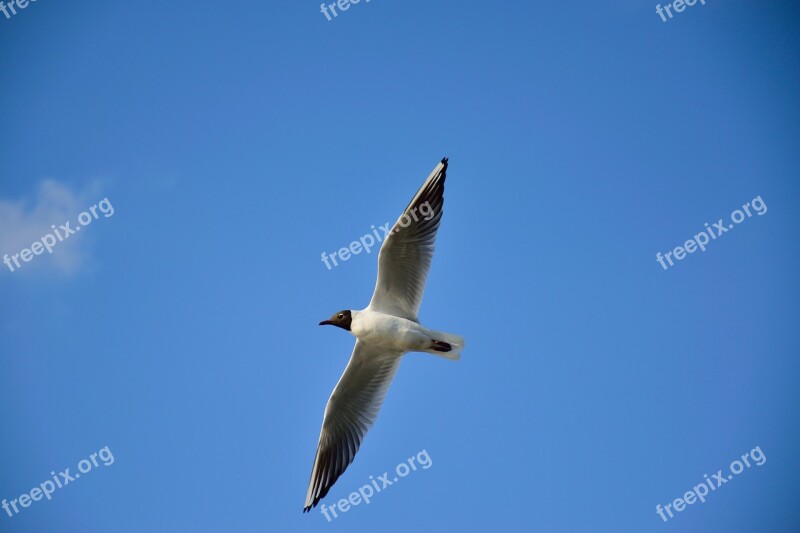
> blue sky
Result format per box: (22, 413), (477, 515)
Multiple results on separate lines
(1, 0), (799, 531)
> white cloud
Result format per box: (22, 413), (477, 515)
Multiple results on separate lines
(0, 180), (101, 275)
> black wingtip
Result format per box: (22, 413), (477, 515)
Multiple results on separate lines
(441, 156), (448, 167)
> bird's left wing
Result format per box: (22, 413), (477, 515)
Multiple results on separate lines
(303, 340), (403, 512)
(367, 158), (447, 320)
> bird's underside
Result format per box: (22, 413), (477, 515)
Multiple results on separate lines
(304, 158), (456, 512)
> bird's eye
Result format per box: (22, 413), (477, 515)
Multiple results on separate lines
(338, 314), (344, 319)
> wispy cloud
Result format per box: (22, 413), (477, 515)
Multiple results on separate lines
(0, 180), (103, 276)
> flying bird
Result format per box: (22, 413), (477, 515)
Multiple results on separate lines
(304, 157), (464, 512)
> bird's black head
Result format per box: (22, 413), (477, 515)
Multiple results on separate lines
(319, 310), (352, 331)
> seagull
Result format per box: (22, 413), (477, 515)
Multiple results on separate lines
(303, 157), (464, 512)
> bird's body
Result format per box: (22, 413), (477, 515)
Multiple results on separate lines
(350, 309), (464, 357)
(304, 158), (463, 512)
(351, 309), (428, 351)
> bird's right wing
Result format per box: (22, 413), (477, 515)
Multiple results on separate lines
(303, 341), (403, 512)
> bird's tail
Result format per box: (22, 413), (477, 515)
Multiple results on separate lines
(425, 330), (465, 361)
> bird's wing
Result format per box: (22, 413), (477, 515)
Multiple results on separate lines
(367, 158), (447, 321)
(303, 340), (403, 512)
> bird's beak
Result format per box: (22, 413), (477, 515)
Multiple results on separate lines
(319, 320), (332, 326)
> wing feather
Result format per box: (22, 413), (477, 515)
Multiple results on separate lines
(367, 158), (448, 320)
(303, 341), (403, 511)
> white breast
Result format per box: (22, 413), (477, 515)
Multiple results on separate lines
(351, 310), (430, 352)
